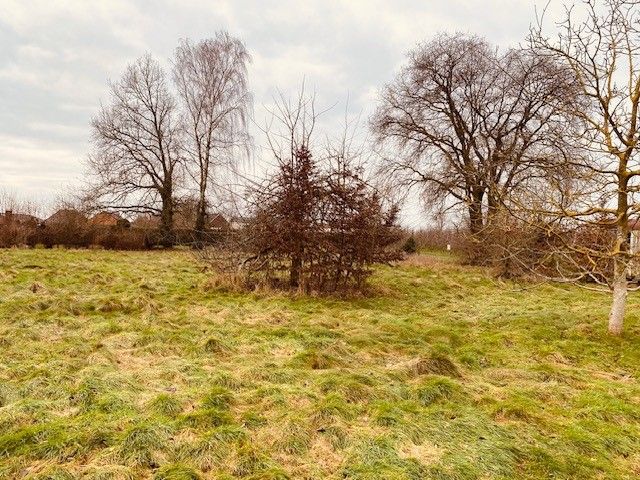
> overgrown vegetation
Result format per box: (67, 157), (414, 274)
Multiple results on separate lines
(0, 248), (638, 478)
(199, 91), (401, 294)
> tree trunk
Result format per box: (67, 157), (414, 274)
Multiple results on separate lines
(468, 197), (484, 235)
(486, 191), (500, 226)
(160, 196), (174, 247)
(608, 256), (627, 335)
(467, 190), (485, 264)
(609, 165), (630, 334)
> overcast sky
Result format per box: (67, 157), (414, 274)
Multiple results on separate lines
(0, 0), (565, 223)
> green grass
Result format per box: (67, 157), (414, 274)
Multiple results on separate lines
(0, 248), (639, 479)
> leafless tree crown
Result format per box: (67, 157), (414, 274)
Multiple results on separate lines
(372, 33), (579, 238)
(88, 54), (181, 243)
(173, 33), (252, 237)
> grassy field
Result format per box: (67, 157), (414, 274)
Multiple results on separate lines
(0, 248), (639, 479)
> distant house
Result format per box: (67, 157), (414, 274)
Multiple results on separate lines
(132, 212), (230, 232)
(209, 213), (230, 232)
(0, 210), (41, 227)
(90, 212), (130, 228)
(44, 209), (87, 226)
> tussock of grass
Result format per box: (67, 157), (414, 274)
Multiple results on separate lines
(343, 436), (427, 479)
(414, 376), (461, 406)
(148, 393), (183, 417)
(413, 353), (461, 378)
(117, 422), (170, 467)
(241, 410), (267, 429)
(201, 386), (233, 410)
(317, 373), (376, 403)
(82, 465), (134, 480)
(272, 415), (313, 454)
(186, 425), (247, 471)
(291, 348), (338, 370)
(0, 249), (639, 478)
(202, 335), (231, 354)
(180, 408), (234, 429)
(153, 463), (201, 480)
(232, 444), (275, 477)
(312, 393), (357, 424)
(28, 466), (77, 480)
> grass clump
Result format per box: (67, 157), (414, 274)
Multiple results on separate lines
(342, 437), (427, 479)
(273, 416), (313, 454)
(414, 353), (461, 378)
(317, 373), (375, 403)
(415, 376), (461, 406)
(188, 425), (248, 472)
(232, 444), (276, 477)
(371, 401), (405, 427)
(312, 393), (356, 424)
(118, 422), (169, 468)
(69, 377), (103, 410)
(28, 467), (77, 480)
(202, 335), (231, 354)
(181, 408), (234, 429)
(153, 463), (201, 480)
(201, 386), (233, 410)
(292, 348), (338, 370)
(241, 410), (267, 429)
(244, 467), (290, 479)
(148, 393), (183, 417)
(81, 465), (134, 479)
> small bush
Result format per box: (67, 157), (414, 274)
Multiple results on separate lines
(401, 236), (417, 254)
(207, 136), (402, 294)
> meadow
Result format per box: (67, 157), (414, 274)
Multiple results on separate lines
(0, 248), (639, 479)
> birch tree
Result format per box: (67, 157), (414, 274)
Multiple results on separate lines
(173, 33), (251, 240)
(531, 0), (640, 334)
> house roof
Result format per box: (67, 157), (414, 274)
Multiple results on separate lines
(209, 213), (230, 230)
(44, 209), (87, 225)
(0, 211), (41, 225)
(90, 211), (128, 226)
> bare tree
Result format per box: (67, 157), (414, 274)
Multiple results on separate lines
(371, 33), (578, 249)
(88, 54), (181, 245)
(530, 0), (640, 334)
(173, 33), (251, 241)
